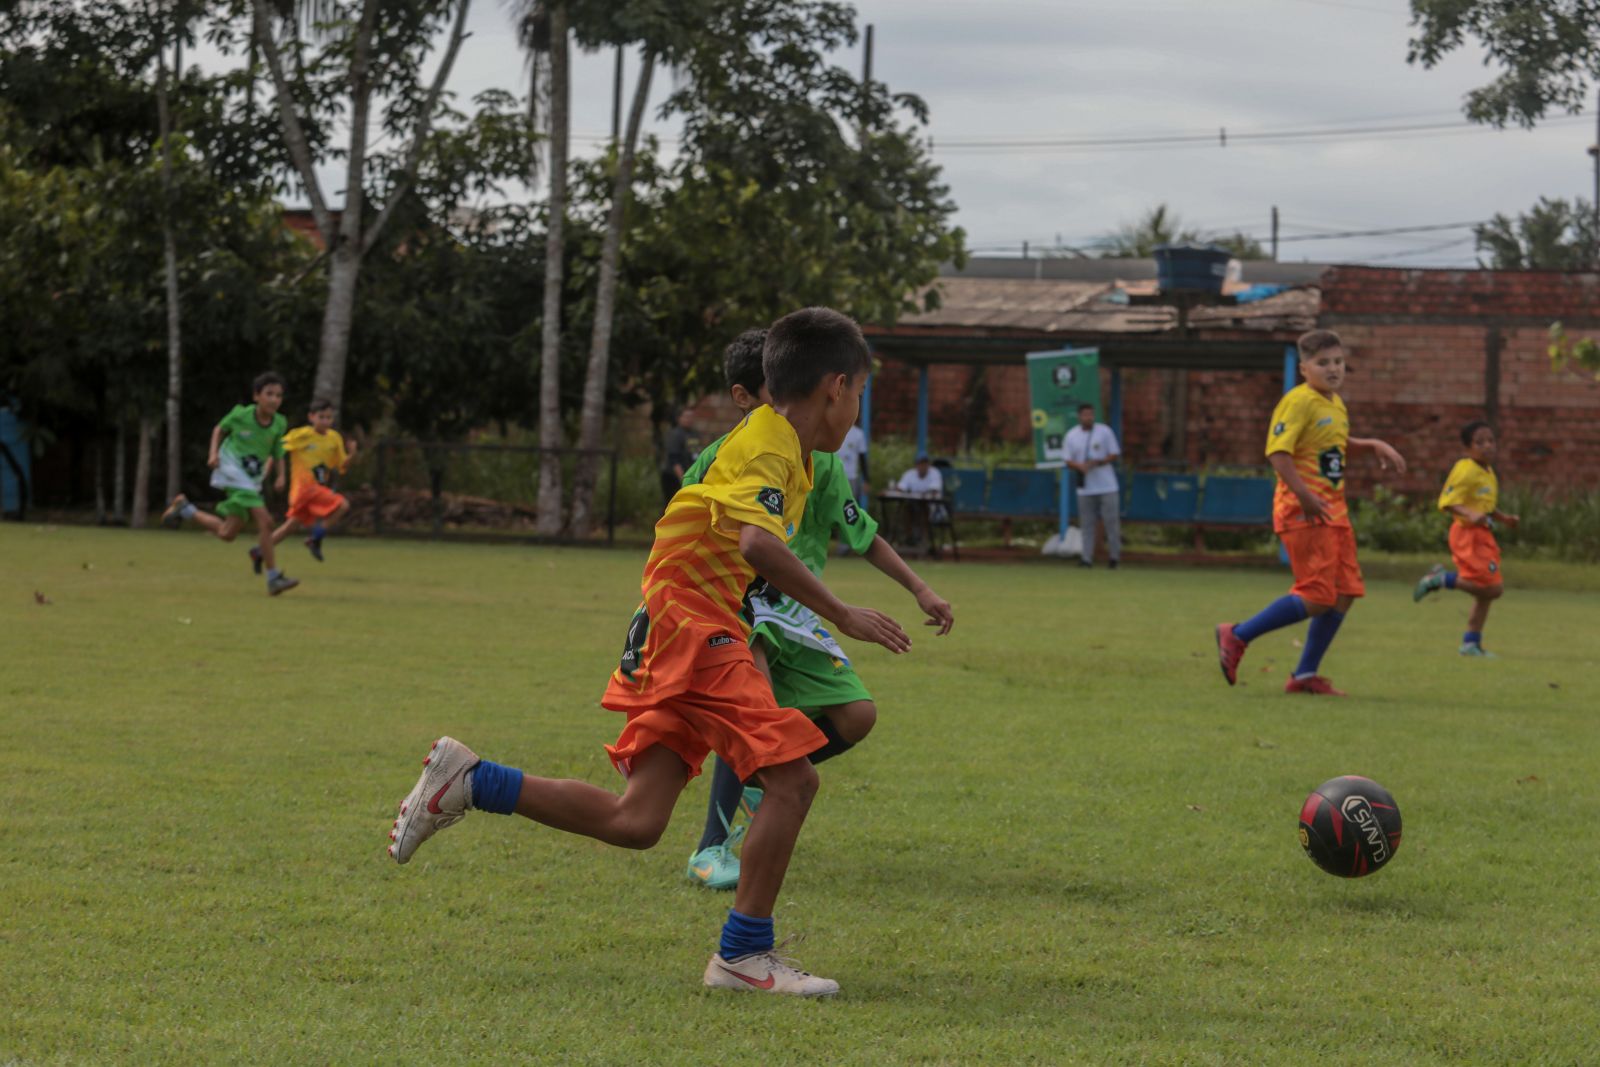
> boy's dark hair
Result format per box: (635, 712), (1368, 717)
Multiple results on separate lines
(308, 397), (335, 414)
(1460, 419), (1493, 447)
(762, 308), (869, 403)
(1297, 329), (1343, 359)
(723, 329), (768, 395)
(1078, 402), (1095, 413)
(252, 371), (285, 395)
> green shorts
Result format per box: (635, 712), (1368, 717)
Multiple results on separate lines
(215, 487), (266, 519)
(752, 623), (873, 712)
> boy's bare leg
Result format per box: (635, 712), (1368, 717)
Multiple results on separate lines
(733, 756), (819, 918)
(250, 507), (278, 572)
(819, 699), (876, 744)
(513, 743), (688, 849)
(188, 508), (237, 539)
(269, 517), (300, 546)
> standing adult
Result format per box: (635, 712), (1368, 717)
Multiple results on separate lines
(660, 407), (699, 507)
(1063, 403), (1121, 568)
(838, 421), (869, 505)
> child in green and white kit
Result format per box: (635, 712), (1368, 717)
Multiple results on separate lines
(683, 329), (954, 889)
(162, 371), (300, 596)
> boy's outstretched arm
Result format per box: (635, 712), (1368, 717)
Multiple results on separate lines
(862, 534), (953, 635)
(1349, 437), (1407, 474)
(738, 525), (911, 653)
(207, 424), (226, 469)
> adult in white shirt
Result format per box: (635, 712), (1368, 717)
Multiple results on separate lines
(1062, 403), (1121, 568)
(838, 422), (869, 504)
(893, 454), (946, 547)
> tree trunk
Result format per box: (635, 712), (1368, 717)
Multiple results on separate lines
(113, 419), (127, 524)
(534, 0), (570, 538)
(568, 50), (655, 537)
(157, 16), (184, 501)
(94, 437), (107, 525)
(314, 243), (363, 409)
(131, 417), (155, 529)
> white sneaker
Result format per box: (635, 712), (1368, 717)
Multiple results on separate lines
(388, 736), (478, 864)
(703, 940), (839, 997)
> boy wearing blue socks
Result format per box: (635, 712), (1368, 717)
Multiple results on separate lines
(386, 309), (911, 996)
(1215, 330), (1406, 695)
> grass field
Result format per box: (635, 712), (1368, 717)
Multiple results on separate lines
(4, 524), (1599, 1064)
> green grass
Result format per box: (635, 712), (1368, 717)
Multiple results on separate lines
(3, 525), (1598, 1064)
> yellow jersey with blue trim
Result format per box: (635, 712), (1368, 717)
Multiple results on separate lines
(1438, 458), (1497, 525)
(1266, 383), (1350, 531)
(640, 404), (812, 624)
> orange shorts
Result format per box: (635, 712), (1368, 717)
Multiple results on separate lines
(288, 484), (347, 524)
(601, 597), (825, 783)
(1280, 524), (1364, 605)
(1449, 523), (1502, 586)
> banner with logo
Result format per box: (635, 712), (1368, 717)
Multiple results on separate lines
(1026, 347), (1101, 468)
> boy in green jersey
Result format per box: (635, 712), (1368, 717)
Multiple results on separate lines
(162, 372), (299, 596)
(683, 329), (954, 889)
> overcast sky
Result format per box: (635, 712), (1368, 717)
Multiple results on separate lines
(338, 0), (1599, 268)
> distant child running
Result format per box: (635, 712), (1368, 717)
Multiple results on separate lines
(681, 329), (955, 891)
(162, 372), (300, 596)
(250, 398), (356, 574)
(1214, 329), (1406, 695)
(386, 308), (910, 997)
(1412, 420), (1518, 656)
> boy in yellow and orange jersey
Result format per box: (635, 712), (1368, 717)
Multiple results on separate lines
(1413, 420), (1519, 656)
(250, 398), (356, 573)
(384, 308), (910, 997)
(1214, 329), (1407, 696)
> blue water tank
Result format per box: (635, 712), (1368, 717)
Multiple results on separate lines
(0, 407), (30, 516)
(1154, 244), (1231, 294)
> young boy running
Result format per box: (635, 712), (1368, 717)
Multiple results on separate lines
(386, 308), (911, 997)
(1214, 329), (1406, 695)
(162, 372), (299, 596)
(682, 329), (954, 891)
(1412, 420), (1518, 656)
(249, 398), (357, 573)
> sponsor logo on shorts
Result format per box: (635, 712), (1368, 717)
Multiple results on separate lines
(1488, 561), (1498, 573)
(1340, 794), (1390, 864)
(757, 486), (784, 516)
(707, 634), (736, 648)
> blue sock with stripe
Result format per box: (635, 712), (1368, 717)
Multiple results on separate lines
(1463, 630), (1482, 647)
(1234, 595), (1309, 644)
(719, 909), (775, 960)
(1444, 572), (1458, 589)
(468, 759), (524, 815)
(1294, 610), (1345, 679)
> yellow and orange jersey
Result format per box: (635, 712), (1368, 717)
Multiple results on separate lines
(1266, 383), (1351, 531)
(638, 404), (812, 626)
(281, 426), (350, 499)
(1438, 457), (1497, 525)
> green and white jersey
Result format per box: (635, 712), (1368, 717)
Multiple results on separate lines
(686, 434), (879, 660)
(210, 403), (287, 493)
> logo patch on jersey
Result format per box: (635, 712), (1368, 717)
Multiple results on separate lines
(1318, 447), (1345, 485)
(842, 500), (860, 526)
(619, 608), (650, 680)
(1273, 421), (1287, 437)
(313, 463), (332, 485)
(1316, 416), (1334, 428)
(756, 486), (784, 516)
(707, 634), (735, 648)
(241, 455), (264, 478)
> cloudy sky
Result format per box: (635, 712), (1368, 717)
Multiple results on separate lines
(353, 0), (1599, 267)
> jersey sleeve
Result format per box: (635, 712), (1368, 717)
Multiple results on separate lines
(680, 433), (727, 488)
(1437, 460), (1478, 512)
(1265, 393), (1305, 457)
(281, 427), (311, 454)
(703, 449), (796, 542)
(332, 432), (350, 470)
(817, 459), (879, 554)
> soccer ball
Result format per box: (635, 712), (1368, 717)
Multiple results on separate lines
(1298, 775), (1402, 878)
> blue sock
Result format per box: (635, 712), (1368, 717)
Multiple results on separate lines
(468, 759), (524, 815)
(719, 909), (775, 960)
(1234, 595), (1309, 643)
(1463, 630), (1482, 647)
(1294, 610), (1345, 679)
(697, 757), (744, 852)
(1444, 572), (1458, 589)
(312, 521), (326, 540)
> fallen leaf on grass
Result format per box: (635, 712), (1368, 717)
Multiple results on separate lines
(177, 617), (192, 625)
(1187, 804), (1205, 812)
(33, 591), (51, 605)
(1548, 682), (1560, 689)
(1516, 775), (1540, 785)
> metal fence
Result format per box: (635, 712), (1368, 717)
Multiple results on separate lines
(365, 440), (620, 545)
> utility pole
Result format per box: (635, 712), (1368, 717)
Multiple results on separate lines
(611, 47), (623, 144)
(1590, 87), (1599, 269)
(859, 23), (874, 146)
(1271, 205), (1280, 261)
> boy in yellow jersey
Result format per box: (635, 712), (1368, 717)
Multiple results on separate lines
(384, 308), (910, 997)
(249, 398), (356, 573)
(1215, 329), (1407, 695)
(1413, 420), (1519, 656)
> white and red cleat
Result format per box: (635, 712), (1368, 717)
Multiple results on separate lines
(703, 941), (839, 997)
(388, 736), (478, 864)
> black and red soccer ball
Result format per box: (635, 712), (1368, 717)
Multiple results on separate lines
(1298, 776), (1402, 878)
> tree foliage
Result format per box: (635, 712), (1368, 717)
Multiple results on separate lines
(1098, 203), (1267, 260)
(1474, 196), (1599, 268)
(1407, 0), (1600, 127)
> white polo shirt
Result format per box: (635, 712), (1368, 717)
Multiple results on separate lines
(1063, 423), (1121, 495)
(895, 466), (944, 495)
(838, 425), (867, 482)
